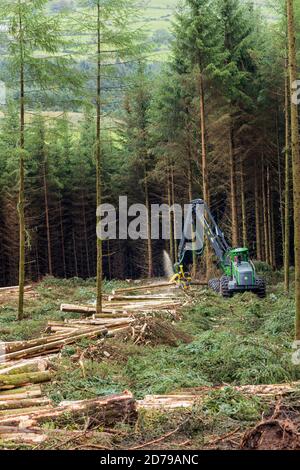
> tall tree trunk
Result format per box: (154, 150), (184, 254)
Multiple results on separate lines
(276, 110), (285, 257)
(171, 165), (177, 261)
(254, 164), (261, 260)
(107, 239), (112, 280)
(43, 153), (52, 276)
(199, 69), (211, 277)
(284, 58), (290, 292)
(261, 155), (270, 264)
(59, 200), (66, 278)
(287, 0), (300, 338)
(18, 5), (25, 320)
(229, 124), (238, 246)
(81, 191), (90, 278)
(240, 159), (247, 247)
(144, 170), (153, 278)
(267, 165), (274, 268)
(167, 164), (174, 263)
(72, 228), (78, 278)
(188, 145), (196, 277)
(96, 0), (102, 313)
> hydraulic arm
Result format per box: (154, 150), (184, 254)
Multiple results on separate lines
(172, 199), (266, 298)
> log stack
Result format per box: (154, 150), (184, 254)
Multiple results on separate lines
(137, 382), (300, 410)
(0, 392), (137, 445)
(60, 290), (185, 317)
(0, 326), (108, 362)
(0, 285), (37, 304)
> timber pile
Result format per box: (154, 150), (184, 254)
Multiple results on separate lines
(0, 325), (108, 362)
(0, 285), (36, 303)
(60, 288), (186, 317)
(137, 382), (300, 409)
(0, 392), (136, 429)
(0, 357), (52, 390)
(47, 315), (192, 347)
(46, 317), (134, 338)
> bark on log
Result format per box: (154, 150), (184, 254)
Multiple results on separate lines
(112, 282), (177, 294)
(0, 397), (51, 410)
(138, 382), (300, 409)
(0, 285), (32, 293)
(0, 371), (51, 390)
(0, 386), (42, 401)
(0, 328), (107, 362)
(0, 358), (49, 376)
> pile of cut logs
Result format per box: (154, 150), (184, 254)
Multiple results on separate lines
(46, 316), (134, 338)
(0, 328), (108, 362)
(0, 285), (36, 304)
(60, 282), (186, 317)
(0, 356), (136, 445)
(137, 382), (300, 410)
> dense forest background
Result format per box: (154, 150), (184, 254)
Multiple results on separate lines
(0, 0), (299, 286)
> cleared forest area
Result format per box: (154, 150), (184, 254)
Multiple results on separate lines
(0, 268), (299, 450)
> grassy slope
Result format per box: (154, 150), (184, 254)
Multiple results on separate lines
(0, 270), (299, 449)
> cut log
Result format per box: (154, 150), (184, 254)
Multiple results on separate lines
(111, 281), (177, 294)
(0, 392), (137, 428)
(0, 285), (33, 293)
(0, 371), (51, 390)
(138, 382), (300, 409)
(0, 386), (42, 401)
(0, 397), (51, 411)
(0, 358), (49, 376)
(107, 294), (178, 302)
(0, 426), (47, 444)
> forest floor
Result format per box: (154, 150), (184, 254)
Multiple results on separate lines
(1, 267), (300, 450)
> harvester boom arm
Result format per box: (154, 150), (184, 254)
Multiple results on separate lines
(177, 199), (230, 269)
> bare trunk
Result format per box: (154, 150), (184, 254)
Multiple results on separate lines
(81, 191), (90, 278)
(261, 155), (270, 264)
(287, 0), (300, 338)
(18, 5), (25, 320)
(59, 200), (66, 278)
(254, 165), (261, 260)
(171, 165), (177, 261)
(240, 159), (247, 247)
(188, 137), (196, 277)
(229, 124), (238, 246)
(267, 165), (274, 268)
(43, 153), (52, 276)
(276, 111), (285, 257)
(167, 165), (174, 263)
(199, 70), (211, 277)
(96, 0), (102, 313)
(144, 172), (153, 278)
(72, 228), (78, 278)
(284, 58), (290, 291)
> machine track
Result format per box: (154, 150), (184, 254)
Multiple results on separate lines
(255, 277), (266, 298)
(219, 275), (233, 298)
(208, 278), (220, 293)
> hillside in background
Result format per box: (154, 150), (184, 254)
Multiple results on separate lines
(48, 0), (278, 62)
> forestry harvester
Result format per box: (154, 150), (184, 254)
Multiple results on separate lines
(171, 199), (266, 298)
